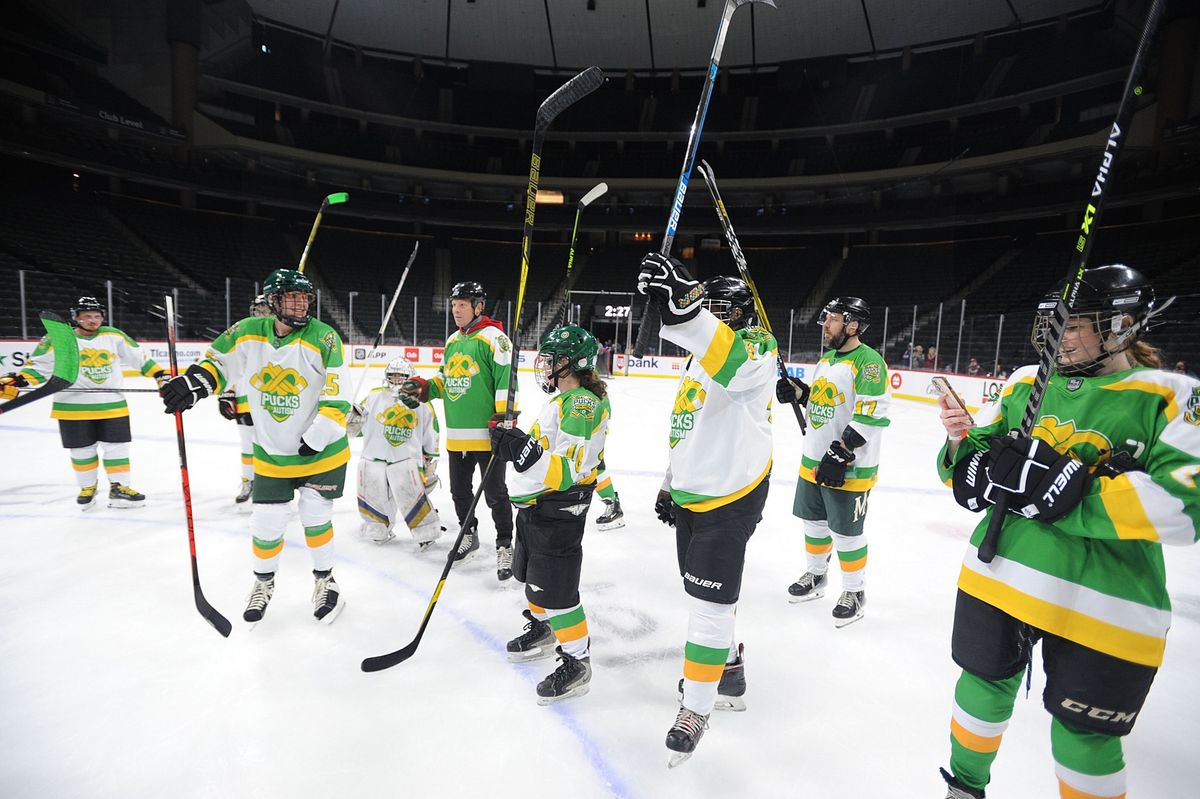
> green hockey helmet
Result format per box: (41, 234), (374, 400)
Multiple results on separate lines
(263, 269), (315, 328)
(536, 324), (599, 394)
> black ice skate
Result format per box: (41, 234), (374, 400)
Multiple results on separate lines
(665, 705), (710, 768)
(507, 609), (556, 663)
(596, 496), (625, 531)
(243, 573), (275, 623)
(235, 478), (253, 504)
(676, 642), (747, 711)
(535, 646), (591, 705)
(312, 569), (344, 624)
(496, 545), (514, 582)
(940, 768), (986, 798)
(833, 589), (865, 628)
(452, 522), (479, 564)
(108, 483), (145, 509)
(77, 484), (98, 511)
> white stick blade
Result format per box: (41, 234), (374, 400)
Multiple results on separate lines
(579, 182), (609, 208)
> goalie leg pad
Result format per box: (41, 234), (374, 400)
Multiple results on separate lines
(385, 459), (443, 544)
(357, 459), (394, 536)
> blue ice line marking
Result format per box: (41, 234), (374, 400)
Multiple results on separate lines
(0, 510), (634, 799)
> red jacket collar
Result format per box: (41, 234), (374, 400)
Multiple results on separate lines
(460, 315), (505, 335)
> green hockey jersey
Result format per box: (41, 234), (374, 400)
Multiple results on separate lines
(938, 364), (1200, 668)
(429, 317), (515, 452)
(507, 386), (610, 507)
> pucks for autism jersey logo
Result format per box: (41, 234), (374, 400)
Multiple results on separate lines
(443, 352), (479, 401)
(250, 363), (309, 422)
(1032, 415), (1113, 463)
(806, 376), (845, 429)
(79, 347), (115, 383)
(1185, 387), (1200, 427)
(377, 404), (417, 446)
(670, 377), (706, 448)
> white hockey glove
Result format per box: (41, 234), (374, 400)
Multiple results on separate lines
(423, 456), (439, 489)
(345, 403), (367, 437)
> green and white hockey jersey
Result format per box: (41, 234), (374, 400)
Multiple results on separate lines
(507, 386), (610, 507)
(801, 345), (891, 491)
(20, 326), (163, 421)
(660, 310), (776, 512)
(198, 316), (350, 479)
(360, 386), (440, 466)
(938, 364), (1200, 668)
(429, 317), (515, 453)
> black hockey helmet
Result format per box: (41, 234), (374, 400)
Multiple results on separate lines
(702, 276), (755, 329)
(71, 296), (105, 321)
(818, 296), (871, 335)
(450, 281), (486, 307)
(1033, 264), (1172, 376)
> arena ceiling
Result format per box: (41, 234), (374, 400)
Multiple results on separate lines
(248, 0), (1102, 71)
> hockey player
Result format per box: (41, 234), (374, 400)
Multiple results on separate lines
(935, 265), (1198, 799)
(2, 296), (166, 509)
(218, 294), (272, 505)
(160, 269), (349, 625)
(491, 324), (610, 704)
(778, 297), (890, 626)
(401, 281), (516, 581)
(350, 356), (446, 548)
(637, 259), (775, 766)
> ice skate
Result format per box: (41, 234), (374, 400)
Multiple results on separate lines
(940, 768), (985, 798)
(596, 496), (625, 531)
(243, 573), (275, 623)
(312, 570), (344, 624)
(234, 478), (253, 504)
(833, 589), (865, 627)
(452, 523), (479, 565)
(677, 643), (746, 711)
(665, 705), (710, 768)
(496, 545), (514, 582)
(77, 484), (98, 511)
(108, 483), (145, 509)
(507, 609), (556, 663)
(787, 570), (827, 602)
(535, 646), (591, 705)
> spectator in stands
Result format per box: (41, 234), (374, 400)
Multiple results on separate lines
(912, 345), (925, 370)
(926, 346), (939, 371)
(965, 358), (983, 377)
(1174, 361), (1194, 377)
(901, 342), (913, 368)
(598, 340), (613, 377)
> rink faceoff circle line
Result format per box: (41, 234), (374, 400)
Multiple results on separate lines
(1, 509), (634, 799)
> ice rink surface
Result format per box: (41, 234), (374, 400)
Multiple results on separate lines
(2, 372), (1196, 798)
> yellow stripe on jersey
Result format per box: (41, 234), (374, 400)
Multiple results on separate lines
(698, 323), (736, 378)
(253, 447), (351, 478)
(682, 459), (771, 512)
(798, 463), (878, 492)
(318, 405), (347, 427)
(51, 406), (131, 421)
(1098, 473), (1160, 542)
(1101, 379), (1179, 421)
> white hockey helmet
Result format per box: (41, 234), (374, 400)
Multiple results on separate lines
(384, 356), (416, 394)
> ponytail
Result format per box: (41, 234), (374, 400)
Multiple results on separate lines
(578, 370), (608, 400)
(1127, 338), (1163, 369)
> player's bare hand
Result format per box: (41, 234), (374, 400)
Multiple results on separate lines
(938, 394), (974, 439)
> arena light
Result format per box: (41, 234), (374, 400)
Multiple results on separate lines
(535, 189), (565, 205)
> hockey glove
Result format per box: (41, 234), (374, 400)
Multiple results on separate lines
(986, 434), (1090, 523)
(400, 376), (430, 403)
(218, 393), (239, 421)
(489, 411), (519, 429)
(423, 456), (439, 489)
(398, 392), (420, 410)
(298, 439), (319, 457)
(815, 441), (856, 487)
(151, 369), (169, 389)
(952, 449), (994, 513)
(776, 376), (811, 406)
(654, 489), (676, 527)
(636, 253), (704, 324)
(0, 373), (28, 401)
(160, 365), (216, 414)
(490, 425), (543, 472)
(1094, 449), (1145, 479)
(345, 403), (367, 437)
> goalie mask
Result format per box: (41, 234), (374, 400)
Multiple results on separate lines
(384, 356), (416, 396)
(536, 324), (599, 394)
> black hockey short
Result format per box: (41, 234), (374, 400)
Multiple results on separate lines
(236, 412), (253, 427)
(674, 475), (769, 605)
(58, 416), (132, 449)
(512, 486), (593, 609)
(449, 450), (513, 545)
(952, 590), (1158, 737)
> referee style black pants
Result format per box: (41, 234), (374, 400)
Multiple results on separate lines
(449, 449), (513, 547)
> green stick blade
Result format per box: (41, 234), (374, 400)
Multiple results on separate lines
(40, 312), (79, 383)
(326, 192), (349, 205)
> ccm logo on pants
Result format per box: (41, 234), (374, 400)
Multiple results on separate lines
(1060, 698), (1137, 725)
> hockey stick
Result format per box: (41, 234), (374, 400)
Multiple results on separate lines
(0, 312), (80, 416)
(697, 159), (806, 434)
(977, 0), (1164, 564)
(631, 0), (776, 357)
(165, 296), (232, 637)
(296, 191), (349, 274)
(554, 181), (609, 329)
(362, 67), (605, 673)
(349, 241), (420, 404)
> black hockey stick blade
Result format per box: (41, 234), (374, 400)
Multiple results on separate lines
(197, 589), (232, 637)
(536, 66), (605, 131)
(362, 635), (422, 672)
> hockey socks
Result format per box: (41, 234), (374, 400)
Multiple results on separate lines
(949, 670), (1021, 795)
(832, 531), (867, 592)
(70, 446), (99, 488)
(802, 519), (833, 575)
(544, 602), (589, 660)
(681, 595), (736, 716)
(1051, 718), (1126, 799)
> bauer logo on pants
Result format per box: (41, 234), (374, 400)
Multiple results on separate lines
(250, 363), (309, 422)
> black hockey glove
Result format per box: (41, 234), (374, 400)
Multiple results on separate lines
(986, 434), (1090, 523)
(776, 376), (811, 406)
(218, 394), (238, 421)
(298, 439), (319, 457)
(636, 253), (704, 324)
(491, 425), (543, 472)
(654, 489), (676, 528)
(1094, 449), (1145, 479)
(160, 365), (216, 414)
(952, 449), (994, 513)
(815, 441), (855, 487)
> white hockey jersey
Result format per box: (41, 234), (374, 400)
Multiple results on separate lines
(359, 386), (440, 466)
(199, 316), (350, 478)
(660, 310), (776, 511)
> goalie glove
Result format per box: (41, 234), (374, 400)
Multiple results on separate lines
(636, 253), (704, 324)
